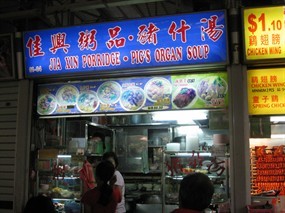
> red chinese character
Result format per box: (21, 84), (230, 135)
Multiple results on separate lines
(272, 95), (278, 102)
(249, 35), (257, 46)
(78, 29), (97, 51)
(26, 35), (45, 57)
(270, 75), (277, 83)
(251, 76), (258, 84)
(253, 96), (259, 104)
(168, 20), (190, 43)
(260, 76), (268, 83)
(200, 15), (224, 42)
(137, 23), (160, 45)
(262, 96), (269, 103)
(272, 34), (280, 45)
(106, 26), (126, 49)
(49, 33), (70, 54)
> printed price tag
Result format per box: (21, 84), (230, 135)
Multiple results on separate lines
(243, 6), (285, 60)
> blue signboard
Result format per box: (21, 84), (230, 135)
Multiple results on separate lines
(24, 11), (228, 78)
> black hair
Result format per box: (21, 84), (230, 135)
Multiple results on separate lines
(96, 160), (115, 206)
(179, 173), (214, 211)
(23, 195), (56, 213)
(102, 151), (119, 169)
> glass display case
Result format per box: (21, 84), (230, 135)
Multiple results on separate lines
(112, 123), (170, 174)
(249, 116), (285, 211)
(36, 152), (83, 213)
(162, 139), (230, 212)
(31, 118), (87, 212)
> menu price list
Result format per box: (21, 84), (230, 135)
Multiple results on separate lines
(250, 146), (285, 195)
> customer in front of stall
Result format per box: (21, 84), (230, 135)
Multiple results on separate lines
(81, 160), (122, 213)
(171, 172), (214, 213)
(23, 194), (56, 213)
(102, 151), (126, 213)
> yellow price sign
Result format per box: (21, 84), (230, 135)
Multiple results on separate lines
(243, 6), (285, 60)
(247, 68), (285, 115)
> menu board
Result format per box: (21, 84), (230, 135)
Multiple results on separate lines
(243, 6), (285, 61)
(36, 72), (228, 116)
(247, 68), (285, 115)
(251, 146), (285, 195)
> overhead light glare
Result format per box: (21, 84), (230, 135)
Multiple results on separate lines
(270, 116), (285, 122)
(152, 110), (207, 123)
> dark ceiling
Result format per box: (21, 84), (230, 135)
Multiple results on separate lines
(0, 0), (282, 33)
(0, 0), (229, 32)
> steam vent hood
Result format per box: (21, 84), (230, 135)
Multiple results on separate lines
(193, 119), (209, 128)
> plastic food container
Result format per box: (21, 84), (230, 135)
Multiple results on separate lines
(166, 143), (180, 151)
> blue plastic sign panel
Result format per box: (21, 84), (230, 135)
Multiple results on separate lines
(24, 11), (228, 78)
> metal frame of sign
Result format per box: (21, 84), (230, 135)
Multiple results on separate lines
(242, 6), (285, 65)
(24, 10), (228, 78)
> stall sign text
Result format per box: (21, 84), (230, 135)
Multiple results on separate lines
(244, 6), (285, 61)
(248, 68), (285, 115)
(24, 11), (227, 78)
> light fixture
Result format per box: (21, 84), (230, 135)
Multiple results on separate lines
(270, 116), (285, 122)
(57, 155), (72, 158)
(152, 110), (208, 123)
(271, 134), (285, 139)
(177, 152), (211, 157)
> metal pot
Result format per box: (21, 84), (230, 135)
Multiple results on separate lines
(142, 114), (152, 123)
(130, 114), (142, 124)
(152, 137), (162, 146)
(173, 136), (186, 143)
(139, 194), (162, 204)
(107, 116), (118, 125)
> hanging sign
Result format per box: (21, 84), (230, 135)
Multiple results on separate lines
(243, 6), (285, 62)
(247, 68), (285, 115)
(24, 11), (228, 78)
(36, 72), (228, 116)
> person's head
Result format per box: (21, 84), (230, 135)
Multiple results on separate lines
(96, 160), (115, 183)
(23, 195), (55, 213)
(102, 151), (119, 169)
(95, 160), (115, 206)
(179, 172), (214, 211)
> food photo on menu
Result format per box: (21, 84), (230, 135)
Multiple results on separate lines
(172, 87), (197, 109)
(196, 76), (228, 103)
(171, 73), (228, 109)
(97, 81), (122, 105)
(118, 76), (172, 112)
(56, 85), (79, 107)
(144, 77), (172, 103)
(76, 90), (99, 113)
(37, 94), (58, 115)
(120, 86), (146, 111)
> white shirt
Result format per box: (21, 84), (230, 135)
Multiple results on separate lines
(115, 170), (126, 213)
